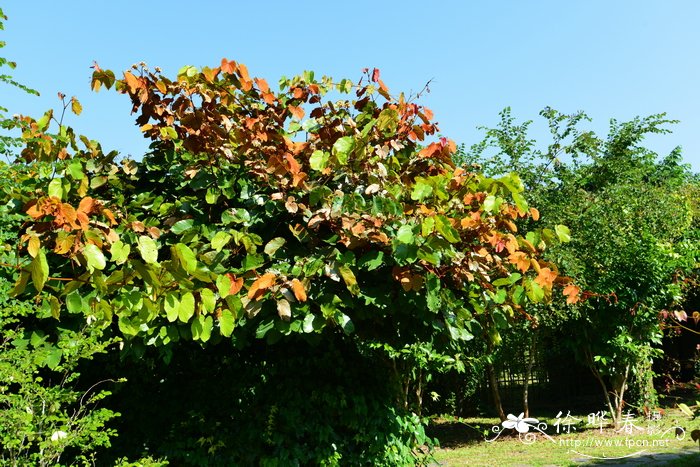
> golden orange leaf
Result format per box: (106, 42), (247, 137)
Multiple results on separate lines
(534, 267), (557, 289)
(508, 252), (530, 273)
(78, 197), (96, 215)
(288, 105), (305, 120)
(123, 71), (141, 94)
(227, 273), (244, 295)
(237, 62), (251, 82)
(262, 92), (276, 105)
(220, 58), (236, 75)
(248, 272), (276, 300)
(291, 278), (307, 302)
(254, 77), (269, 93)
(563, 284), (581, 304)
(530, 207), (540, 221)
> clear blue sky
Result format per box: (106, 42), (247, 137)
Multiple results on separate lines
(3, 1), (699, 172)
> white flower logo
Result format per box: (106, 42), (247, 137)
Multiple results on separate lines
(502, 413), (540, 433)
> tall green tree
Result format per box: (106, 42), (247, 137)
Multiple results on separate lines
(464, 108), (699, 427)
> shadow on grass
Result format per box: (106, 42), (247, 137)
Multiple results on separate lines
(581, 448), (699, 465)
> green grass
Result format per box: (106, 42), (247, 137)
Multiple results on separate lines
(429, 409), (700, 466)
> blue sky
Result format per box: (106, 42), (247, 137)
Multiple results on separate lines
(3, 1), (699, 172)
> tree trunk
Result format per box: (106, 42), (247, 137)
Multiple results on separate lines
(486, 361), (506, 421)
(523, 331), (537, 418)
(415, 368), (423, 416)
(584, 345), (617, 428)
(612, 364), (630, 428)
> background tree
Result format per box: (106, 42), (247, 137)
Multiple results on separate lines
(462, 108), (699, 427)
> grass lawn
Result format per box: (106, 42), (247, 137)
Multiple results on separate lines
(430, 408), (700, 466)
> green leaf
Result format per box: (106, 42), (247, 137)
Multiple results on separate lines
(332, 136), (355, 164)
(678, 403), (694, 418)
(256, 320), (275, 339)
(71, 97), (82, 115)
(67, 161), (84, 180)
(483, 195), (497, 212)
(48, 178), (63, 199)
(435, 216), (460, 243)
(377, 108), (399, 134)
(174, 243), (197, 274)
(493, 309), (509, 328)
(171, 219), (195, 234)
(31, 250), (49, 293)
(411, 181), (433, 201)
(426, 273), (441, 312)
(338, 265), (360, 295)
(205, 188), (219, 204)
(137, 236), (159, 264)
(264, 237), (286, 256)
(200, 288), (216, 314)
(164, 293), (179, 322)
(9, 271), (30, 296)
(83, 243), (106, 271)
(396, 225), (415, 244)
(110, 240), (130, 265)
(493, 273), (522, 287)
(211, 231), (231, 252)
(178, 292), (195, 322)
(219, 309), (235, 337)
(45, 348), (63, 370)
(555, 224), (571, 243)
(192, 315), (213, 342)
(48, 296), (60, 320)
(338, 313), (355, 334)
(525, 280), (545, 302)
(358, 251), (385, 271)
(216, 274), (232, 298)
(160, 126), (178, 140)
(66, 291), (84, 314)
(309, 150), (329, 171)
(303, 314), (316, 333)
(243, 253), (264, 271)
(492, 288), (507, 304)
(512, 192), (528, 212)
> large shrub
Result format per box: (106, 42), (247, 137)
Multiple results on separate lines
(4, 60), (571, 463)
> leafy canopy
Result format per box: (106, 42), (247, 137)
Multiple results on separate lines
(7, 60), (572, 356)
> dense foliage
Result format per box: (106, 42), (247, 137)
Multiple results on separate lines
(1, 49), (573, 463)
